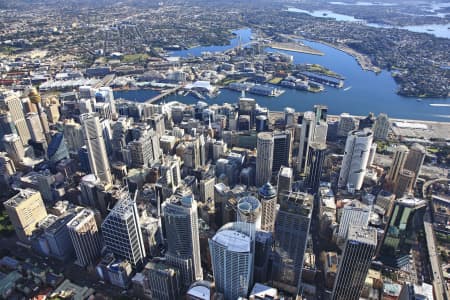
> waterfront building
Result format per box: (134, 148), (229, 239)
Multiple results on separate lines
(272, 192), (313, 295)
(331, 225), (377, 300)
(3, 189), (48, 243)
(67, 208), (102, 267)
(81, 113), (112, 186)
(163, 192), (203, 289)
(403, 143), (426, 186)
(258, 182), (278, 232)
(373, 113), (390, 140)
(338, 129), (373, 191)
(101, 192), (146, 266)
(209, 222), (255, 300)
(379, 196), (427, 268)
(256, 132), (274, 187)
(337, 113), (357, 137)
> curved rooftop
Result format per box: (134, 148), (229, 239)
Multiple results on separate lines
(238, 196), (261, 214)
(212, 229), (251, 253)
(259, 182), (276, 198)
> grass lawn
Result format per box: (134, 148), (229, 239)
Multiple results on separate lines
(122, 53), (149, 63)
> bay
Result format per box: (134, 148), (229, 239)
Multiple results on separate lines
(114, 28), (450, 122)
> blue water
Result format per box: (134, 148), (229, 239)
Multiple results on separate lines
(286, 7), (450, 39)
(114, 29), (450, 122)
(114, 89), (159, 102)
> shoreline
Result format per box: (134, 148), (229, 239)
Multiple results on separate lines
(269, 42), (324, 56)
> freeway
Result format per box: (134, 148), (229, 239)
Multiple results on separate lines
(424, 211), (449, 300)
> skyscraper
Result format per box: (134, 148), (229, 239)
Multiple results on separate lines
(63, 119), (85, 154)
(258, 182), (277, 232)
(394, 169), (415, 198)
(3, 189), (48, 243)
(272, 192), (313, 295)
(272, 130), (292, 174)
(277, 166), (293, 199)
(237, 196), (262, 230)
(81, 113), (112, 186)
(67, 208), (102, 267)
(256, 132), (274, 187)
(163, 192), (203, 289)
(331, 225), (377, 300)
(297, 111), (315, 174)
(3, 133), (25, 163)
(142, 260), (181, 300)
(209, 222), (255, 300)
(337, 113), (357, 137)
(338, 129), (373, 191)
(306, 142), (327, 194)
(387, 145), (409, 184)
(101, 192), (146, 266)
(379, 196), (427, 268)
(373, 113), (390, 140)
(26, 112), (46, 144)
(403, 143), (426, 186)
(0, 112), (17, 151)
(2, 91), (31, 145)
(337, 201), (370, 241)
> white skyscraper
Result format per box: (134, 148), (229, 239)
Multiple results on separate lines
(163, 192), (203, 289)
(63, 119), (85, 154)
(256, 132), (274, 187)
(80, 113), (112, 186)
(337, 201), (370, 240)
(26, 112), (46, 143)
(2, 91), (31, 145)
(3, 133), (25, 163)
(297, 111), (315, 174)
(209, 222), (255, 300)
(338, 129), (373, 191)
(101, 191), (146, 266)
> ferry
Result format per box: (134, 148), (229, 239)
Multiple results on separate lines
(343, 86), (352, 91)
(429, 103), (450, 107)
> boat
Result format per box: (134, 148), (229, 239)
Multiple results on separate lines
(343, 86), (352, 91)
(429, 103), (450, 107)
(416, 98), (422, 102)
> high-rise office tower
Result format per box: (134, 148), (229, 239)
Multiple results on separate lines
(237, 196), (262, 230)
(67, 208), (102, 267)
(3, 189), (48, 243)
(149, 114), (165, 137)
(379, 196), (426, 268)
(373, 113), (390, 140)
(101, 192), (146, 266)
(163, 192), (203, 289)
(256, 132), (274, 187)
(254, 231), (273, 283)
(272, 130), (292, 174)
(403, 143), (426, 186)
(284, 107), (295, 126)
(394, 169), (415, 198)
(199, 177), (215, 203)
(332, 225), (377, 300)
(297, 111), (315, 174)
(0, 112), (17, 151)
(358, 113), (375, 130)
(272, 192), (313, 295)
(3, 133), (25, 163)
(258, 182), (278, 232)
(338, 129), (373, 191)
(2, 92), (31, 145)
(337, 113), (357, 137)
(127, 131), (160, 168)
(277, 166), (293, 199)
(367, 143), (377, 166)
(142, 260), (181, 300)
(63, 119), (85, 154)
(314, 104), (328, 123)
(387, 145), (409, 184)
(26, 112), (46, 143)
(337, 201), (370, 240)
(81, 113), (112, 186)
(306, 142), (326, 194)
(209, 222), (255, 300)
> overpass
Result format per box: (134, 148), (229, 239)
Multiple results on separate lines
(422, 178), (450, 198)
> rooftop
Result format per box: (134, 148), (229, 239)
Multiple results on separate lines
(212, 229), (251, 253)
(347, 225), (377, 246)
(4, 189), (39, 207)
